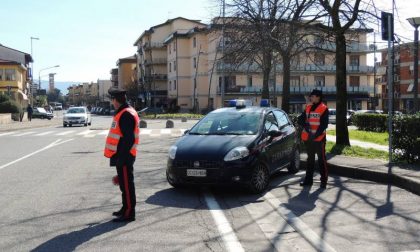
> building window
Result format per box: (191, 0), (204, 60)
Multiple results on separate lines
(193, 37), (197, 48)
(0, 69), (3, 81)
(247, 76), (252, 87)
(173, 42), (176, 51)
(193, 57), (197, 69)
(314, 53), (325, 65)
(349, 76), (360, 87)
(174, 80), (177, 90)
(314, 76), (325, 87)
(169, 63), (172, 72)
(291, 76), (300, 87)
(5, 69), (16, 81)
(169, 81), (172, 91)
(174, 61), (177, 71)
(169, 44), (171, 54)
(350, 55), (360, 66)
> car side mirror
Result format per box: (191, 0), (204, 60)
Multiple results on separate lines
(268, 130), (283, 138)
(184, 130), (190, 135)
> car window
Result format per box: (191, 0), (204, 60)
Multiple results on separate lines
(37, 108), (47, 113)
(329, 110), (336, 115)
(264, 112), (279, 132)
(189, 111), (261, 135)
(273, 110), (289, 128)
(67, 108), (85, 113)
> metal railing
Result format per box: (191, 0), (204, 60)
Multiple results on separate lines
(217, 84), (373, 94)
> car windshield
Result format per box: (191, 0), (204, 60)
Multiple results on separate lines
(67, 108), (85, 113)
(37, 108), (47, 113)
(189, 111), (261, 135)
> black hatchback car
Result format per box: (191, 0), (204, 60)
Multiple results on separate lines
(166, 100), (300, 193)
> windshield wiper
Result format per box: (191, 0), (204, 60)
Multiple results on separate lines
(188, 132), (206, 135)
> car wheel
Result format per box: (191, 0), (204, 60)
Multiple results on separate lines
(84, 123), (88, 127)
(69, 124), (72, 127)
(288, 147), (300, 174)
(166, 170), (183, 188)
(63, 124), (67, 127)
(248, 162), (269, 194)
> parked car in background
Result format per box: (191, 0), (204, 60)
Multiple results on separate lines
(328, 109), (353, 125)
(50, 102), (63, 110)
(63, 106), (92, 127)
(32, 107), (54, 120)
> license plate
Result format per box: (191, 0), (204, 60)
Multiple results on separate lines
(187, 169), (206, 177)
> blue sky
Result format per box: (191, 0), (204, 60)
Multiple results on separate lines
(0, 0), (418, 85)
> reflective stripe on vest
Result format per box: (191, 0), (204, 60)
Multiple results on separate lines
(104, 107), (140, 158)
(301, 103), (328, 142)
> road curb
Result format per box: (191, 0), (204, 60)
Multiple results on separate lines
(300, 159), (420, 196)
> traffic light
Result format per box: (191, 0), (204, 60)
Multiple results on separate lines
(381, 12), (394, 41)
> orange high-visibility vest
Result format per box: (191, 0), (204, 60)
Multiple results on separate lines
(104, 107), (140, 158)
(301, 103), (328, 142)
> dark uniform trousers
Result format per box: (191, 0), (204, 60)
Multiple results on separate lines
(115, 157), (136, 218)
(304, 139), (328, 184)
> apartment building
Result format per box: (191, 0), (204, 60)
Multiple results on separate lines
(131, 17), (376, 112)
(67, 82), (99, 106)
(0, 44), (33, 106)
(110, 68), (118, 87)
(133, 17), (207, 108)
(378, 42), (420, 113)
(117, 56), (137, 90)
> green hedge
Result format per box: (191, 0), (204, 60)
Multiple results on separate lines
(0, 100), (22, 114)
(141, 113), (204, 120)
(352, 114), (388, 132)
(392, 113), (420, 163)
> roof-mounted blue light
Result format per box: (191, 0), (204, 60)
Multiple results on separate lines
(260, 99), (270, 107)
(228, 100), (237, 107)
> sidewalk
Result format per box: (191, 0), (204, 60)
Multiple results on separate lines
(0, 118), (61, 132)
(300, 153), (420, 196)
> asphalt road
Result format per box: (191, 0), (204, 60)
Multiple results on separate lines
(0, 115), (419, 252)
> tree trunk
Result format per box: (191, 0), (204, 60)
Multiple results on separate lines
(262, 51), (272, 99)
(282, 54), (291, 113)
(335, 33), (350, 146)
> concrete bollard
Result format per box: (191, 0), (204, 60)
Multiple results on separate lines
(181, 117), (187, 122)
(166, 120), (174, 128)
(139, 120), (147, 128)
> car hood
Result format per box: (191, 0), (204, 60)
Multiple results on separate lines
(174, 135), (257, 161)
(65, 113), (86, 117)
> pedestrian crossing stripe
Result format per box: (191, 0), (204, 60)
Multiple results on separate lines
(0, 129), (187, 138)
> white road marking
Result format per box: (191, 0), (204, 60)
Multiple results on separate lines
(0, 132), (15, 137)
(56, 131), (75, 136)
(203, 191), (245, 252)
(0, 139), (74, 171)
(161, 129), (171, 134)
(98, 130), (108, 135)
(264, 192), (337, 252)
(77, 130), (91, 135)
(140, 129), (152, 135)
(13, 131), (35, 137)
(35, 131), (55, 136)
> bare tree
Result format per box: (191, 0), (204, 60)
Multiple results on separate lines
(316, 0), (376, 146)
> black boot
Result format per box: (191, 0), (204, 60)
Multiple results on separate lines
(112, 208), (124, 217)
(299, 181), (313, 187)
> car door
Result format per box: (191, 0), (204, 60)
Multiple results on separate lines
(273, 110), (295, 168)
(262, 111), (283, 172)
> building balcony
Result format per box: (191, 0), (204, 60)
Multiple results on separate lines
(144, 58), (167, 66)
(217, 84), (373, 94)
(143, 73), (168, 81)
(315, 42), (377, 53)
(142, 42), (166, 50)
(217, 63), (375, 74)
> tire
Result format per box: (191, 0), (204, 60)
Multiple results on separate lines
(84, 123), (88, 127)
(63, 124), (67, 127)
(287, 147), (301, 174)
(166, 170), (183, 188)
(69, 124), (72, 127)
(248, 162), (269, 194)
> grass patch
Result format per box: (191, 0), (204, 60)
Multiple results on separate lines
(327, 129), (388, 146)
(325, 141), (388, 160)
(141, 113), (204, 120)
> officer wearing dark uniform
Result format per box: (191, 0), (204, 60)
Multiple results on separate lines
(298, 89), (329, 189)
(104, 87), (140, 222)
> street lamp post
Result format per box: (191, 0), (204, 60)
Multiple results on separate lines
(407, 17), (420, 113)
(39, 65), (60, 90)
(30, 37), (39, 106)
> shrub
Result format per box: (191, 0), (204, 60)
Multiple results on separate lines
(0, 100), (22, 114)
(392, 113), (420, 163)
(288, 113), (300, 128)
(0, 93), (9, 103)
(352, 113), (388, 132)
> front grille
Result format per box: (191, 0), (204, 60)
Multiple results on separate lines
(173, 160), (223, 169)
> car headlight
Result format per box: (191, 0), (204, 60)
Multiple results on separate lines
(169, 145), (177, 160)
(224, 146), (249, 162)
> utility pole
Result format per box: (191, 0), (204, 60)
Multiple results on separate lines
(193, 45), (202, 113)
(30, 37), (39, 106)
(387, 13), (394, 163)
(221, 0), (226, 108)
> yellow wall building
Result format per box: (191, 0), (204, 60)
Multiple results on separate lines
(0, 60), (29, 107)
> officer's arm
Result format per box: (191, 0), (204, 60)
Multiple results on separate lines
(313, 109), (329, 138)
(117, 112), (135, 164)
(297, 111), (306, 127)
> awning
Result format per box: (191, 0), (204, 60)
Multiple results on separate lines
(18, 90), (28, 100)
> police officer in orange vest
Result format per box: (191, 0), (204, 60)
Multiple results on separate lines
(104, 87), (140, 222)
(298, 89), (329, 189)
